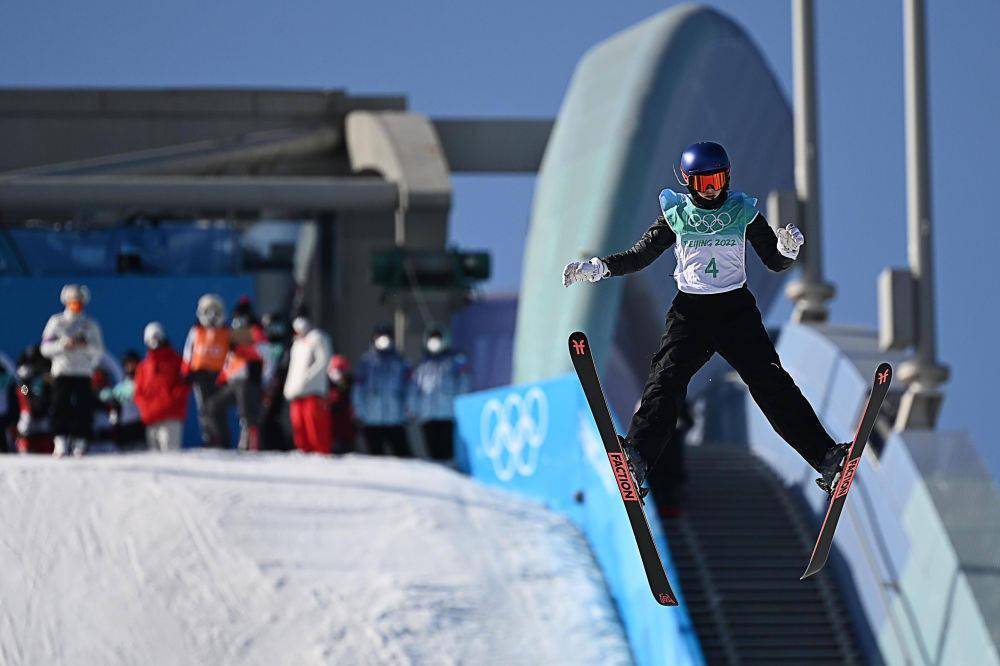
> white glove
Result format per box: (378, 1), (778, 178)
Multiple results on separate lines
(776, 224), (805, 259)
(562, 257), (609, 287)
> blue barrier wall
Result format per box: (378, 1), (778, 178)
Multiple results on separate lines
(0, 275), (256, 447)
(455, 374), (703, 666)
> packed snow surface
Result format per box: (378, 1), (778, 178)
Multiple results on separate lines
(0, 452), (631, 665)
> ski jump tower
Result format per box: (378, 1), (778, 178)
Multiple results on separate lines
(512, 4), (1000, 665)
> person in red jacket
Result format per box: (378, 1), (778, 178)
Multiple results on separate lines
(134, 322), (190, 451)
(14, 345), (54, 454)
(327, 354), (356, 454)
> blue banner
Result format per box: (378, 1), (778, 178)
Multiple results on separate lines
(455, 374), (704, 666)
(7, 225), (241, 276)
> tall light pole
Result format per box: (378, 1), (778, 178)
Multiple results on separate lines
(895, 0), (949, 429)
(785, 0), (836, 323)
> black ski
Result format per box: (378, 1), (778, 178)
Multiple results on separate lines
(568, 331), (678, 606)
(801, 362), (893, 579)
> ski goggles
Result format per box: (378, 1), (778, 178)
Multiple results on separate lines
(685, 170), (729, 193)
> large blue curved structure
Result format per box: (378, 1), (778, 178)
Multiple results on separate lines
(513, 5), (794, 419)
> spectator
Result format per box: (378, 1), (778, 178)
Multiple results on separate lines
(258, 312), (292, 451)
(40, 284), (105, 457)
(232, 295), (266, 343)
(283, 310), (332, 454)
(134, 322), (190, 452)
(353, 324), (411, 457)
(90, 365), (116, 448)
(0, 354), (16, 453)
(14, 345), (54, 455)
(327, 355), (356, 454)
(408, 326), (470, 461)
(98, 350), (145, 451)
(209, 319), (263, 451)
(183, 294), (230, 447)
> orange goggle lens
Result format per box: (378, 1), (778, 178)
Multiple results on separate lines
(686, 171), (728, 192)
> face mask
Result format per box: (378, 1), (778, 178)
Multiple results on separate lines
(374, 334), (392, 351)
(146, 338), (161, 350)
(292, 317), (310, 335)
(329, 368), (343, 383)
(426, 336), (443, 354)
(201, 310), (224, 327)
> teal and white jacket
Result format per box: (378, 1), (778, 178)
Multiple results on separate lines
(602, 189), (794, 293)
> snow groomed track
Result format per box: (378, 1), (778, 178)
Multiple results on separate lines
(0, 452), (631, 665)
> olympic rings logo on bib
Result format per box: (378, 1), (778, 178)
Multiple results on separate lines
(686, 211), (733, 234)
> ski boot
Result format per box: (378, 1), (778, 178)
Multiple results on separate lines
(815, 442), (851, 495)
(618, 435), (649, 498)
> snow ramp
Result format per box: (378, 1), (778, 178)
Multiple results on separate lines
(0, 452), (631, 665)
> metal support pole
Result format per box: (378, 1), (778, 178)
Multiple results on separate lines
(786, 0), (836, 322)
(393, 191), (409, 353)
(316, 213), (337, 334)
(896, 0), (949, 429)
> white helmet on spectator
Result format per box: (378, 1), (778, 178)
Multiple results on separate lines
(196, 294), (225, 327)
(60, 283), (91, 307)
(143, 321), (166, 349)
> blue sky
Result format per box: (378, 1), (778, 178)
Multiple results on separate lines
(3, 0), (997, 475)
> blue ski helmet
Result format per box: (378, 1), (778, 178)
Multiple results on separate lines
(673, 141), (731, 189)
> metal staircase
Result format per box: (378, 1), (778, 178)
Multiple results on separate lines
(661, 446), (863, 665)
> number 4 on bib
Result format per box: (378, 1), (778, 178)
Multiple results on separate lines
(704, 257), (719, 277)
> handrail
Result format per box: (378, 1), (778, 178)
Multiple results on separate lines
(848, 468), (933, 664)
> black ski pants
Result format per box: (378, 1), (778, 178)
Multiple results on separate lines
(626, 286), (834, 472)
(51, 375), (95, 439)
(363, 425), (411, 457)
(421, 419), (455, 461)
(191, 370), (229, 447)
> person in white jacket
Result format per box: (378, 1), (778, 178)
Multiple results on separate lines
(40, 284), (105, 457)
(283, 310), (332, 454)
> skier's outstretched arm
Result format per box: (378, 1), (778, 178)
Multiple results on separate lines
(746, 212), (804, 272)
(563, 216), (676, 286)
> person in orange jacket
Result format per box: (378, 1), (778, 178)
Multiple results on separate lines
(208, 319), (263, 451)
(182, 294), (230, 447)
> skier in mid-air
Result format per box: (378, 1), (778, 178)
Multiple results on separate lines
(563, 141), (848, 497)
